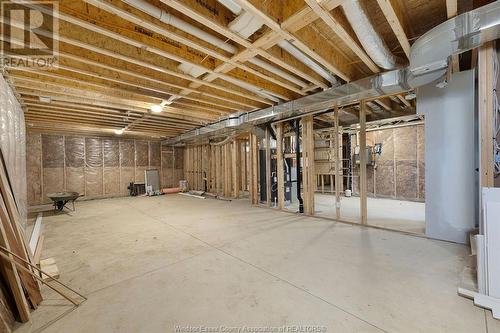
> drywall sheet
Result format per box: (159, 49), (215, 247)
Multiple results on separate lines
(418, 70), (476, 244)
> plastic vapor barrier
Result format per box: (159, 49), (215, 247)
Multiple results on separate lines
(0, 74), (27, 227)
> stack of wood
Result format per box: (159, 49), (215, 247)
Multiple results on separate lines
(0, 150), (43, 329)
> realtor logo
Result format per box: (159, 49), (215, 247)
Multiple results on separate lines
(1, 1), (59, 69)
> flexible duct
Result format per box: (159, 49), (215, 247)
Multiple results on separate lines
(164, 2), (500, 145)
(122, 0), (307, 88)
(341, 0), (398, 70)
(122, 0), (236, 54)
(278, 41), (338, 84)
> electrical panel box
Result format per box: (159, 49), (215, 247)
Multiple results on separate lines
(354, 145), (373, 165)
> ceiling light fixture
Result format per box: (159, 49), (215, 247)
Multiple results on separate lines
(150, 104), (163, 113)
(114, 129), (124, 135)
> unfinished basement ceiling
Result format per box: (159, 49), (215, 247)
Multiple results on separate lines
(2, 0), (468, 138)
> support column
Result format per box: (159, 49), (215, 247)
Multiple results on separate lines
(479, 41), (495, 188)
(302, 115), (315, 215)
(232, 139), (241, 198)
(265, 128), (271, 207)
(249, 133), (259, 205)
(276, 123), (285, 210)
(224, 143), (231, 198)
(359, 101), (368, 224)
(334, 107), (341, 219)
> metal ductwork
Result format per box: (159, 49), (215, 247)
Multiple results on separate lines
(341, 0), (399, 70)
(164, 2), (500, 145)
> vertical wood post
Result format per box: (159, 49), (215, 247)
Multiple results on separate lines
(276, 123), (285, 209)
(334, 107), (341, 219)
(249, 133), (259, 205)
(265, 128), (271, 207)
(232, 140), (241, 198)
(302, 115), (315, 215)
(359, 101), (368, 224)
(479, 41), (495, 188)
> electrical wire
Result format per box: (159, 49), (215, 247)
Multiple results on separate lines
(493, 47), (500, 177)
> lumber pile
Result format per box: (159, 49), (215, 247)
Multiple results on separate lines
(0, 150), (42, 328)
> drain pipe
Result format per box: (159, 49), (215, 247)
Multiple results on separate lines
(295, 119), (304, 213)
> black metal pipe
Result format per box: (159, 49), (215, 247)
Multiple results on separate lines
(295, 119), (304, 213)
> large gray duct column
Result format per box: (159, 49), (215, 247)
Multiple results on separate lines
(417, 70), (478, 243)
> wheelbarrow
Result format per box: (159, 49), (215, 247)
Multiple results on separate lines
(47, 192), (81, 212)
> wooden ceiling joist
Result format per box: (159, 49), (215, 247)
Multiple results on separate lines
(1, 0), (452, 137)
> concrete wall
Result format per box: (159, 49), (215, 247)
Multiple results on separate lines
(418, 70), (476, 244)
(351, 124), (425, 202)
(26, 131), (183, 206)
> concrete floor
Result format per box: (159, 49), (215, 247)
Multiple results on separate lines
(17, 195), (499, 333)
(314, 194), (425, 234)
